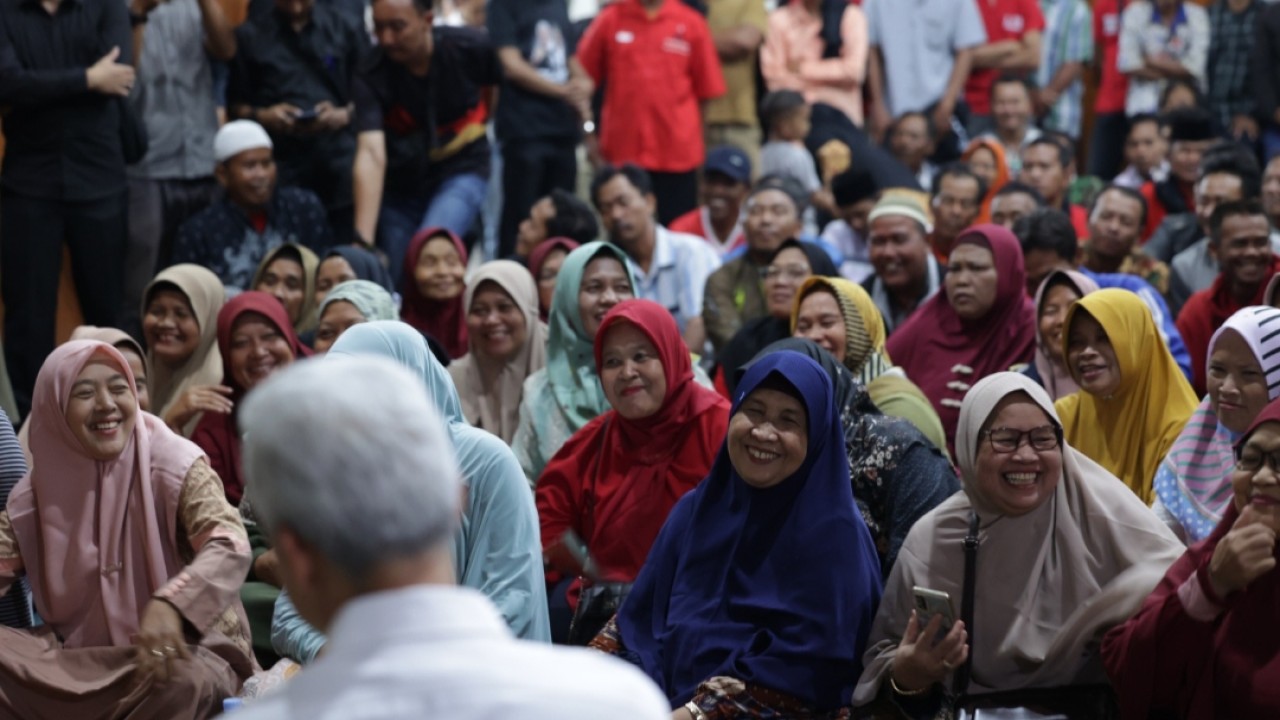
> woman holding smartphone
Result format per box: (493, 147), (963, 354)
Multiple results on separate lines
(853, 373), (1184, 717)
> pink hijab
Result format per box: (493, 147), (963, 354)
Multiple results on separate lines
(1032, 269), (1100, 400)
(6, 341), (204, 648)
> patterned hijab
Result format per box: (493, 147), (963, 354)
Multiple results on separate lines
(318, 279), (398, 323)
(1154, 306), (1280, 541)
(792, 276), (893, 384)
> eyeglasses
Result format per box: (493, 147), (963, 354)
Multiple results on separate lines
(1236, 450), (1280, 473)
(760, 264), (810, 281)
(981, 425), (1061, 454)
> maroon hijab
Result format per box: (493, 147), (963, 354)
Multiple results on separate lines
(528, 237), (580, 321)
(191, 291), (311, 504)
(400, 227), (469, 359)
(1103, 398), (1280, 720)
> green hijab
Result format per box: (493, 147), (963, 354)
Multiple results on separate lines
(318, 279), (398, 323)
(545, 241), (638, 431)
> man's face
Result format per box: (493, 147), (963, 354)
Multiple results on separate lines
(1215, 214), (1273, 291)
(1263, 157), (1280, 225)
(1195, 173), (1245, 236)
(841, 198), (877, 239)
(703, 172), (749, 225)
(744, 189), (802, 256)
(596, 174), (655, 250)
(1088, 189), (1144, 261)
(516, 197), (555, 253)
(1023, 248), (1073, 298)
(992, 82), (1032, 138)
(933, 175), (982, 240)
(217, 147), (276, 210)
(868, 214), (931, 292)
(372, 0), (432, 66)
(1170, 139), (1212, 185)
(1124, 120), (1167, 177)
(990, 192), (1040, 229)
(1020, 144), (1068, 207)
(889, 114), (932, 170)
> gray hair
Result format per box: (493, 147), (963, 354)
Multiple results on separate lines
(240, 355), (461, 582)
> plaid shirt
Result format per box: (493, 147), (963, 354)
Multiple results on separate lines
(1038, 0), (1094, 138)
(1207, 0), (1257, 129)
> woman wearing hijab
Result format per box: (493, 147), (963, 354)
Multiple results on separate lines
(401, 227), (469, 360)
(593, 351), (882, 716)
(270, 320), (550, 665)
(793, 275), (948, 455)
(314, 245), (395, 306)
(1056, 289), (1199, 504)
(0, 341), (255, 716)
(1103, 397), (1280, 720)
(537, 300), (729, 633)
(749, 338), (958, 573)
(962, 138), (1010, 224)
(1028, 269), (1101, 400)
(1152, 306), (1280, 542)
(252, 243), (320, 339)
(142, 264), (226, 434)
(448, 261), (548, 444)
(529, 237), (580, 322)
(313, 280), (399, 354)
(716, 239), (838, 397)
(513, 242), (637, 484)
(885, 224), (1036, 456)
(854, 373), (1183, 717)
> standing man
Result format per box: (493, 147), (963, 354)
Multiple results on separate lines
(575, 0), (726, 225)
(963, 0), (1043, 136)
(229, 0), (368, 245)
(1116, 0), (1209, 116)
(1035, 0), (1092, 140)
(1205, 0), (1259, 144)
(489, 0), (594, 260)
(704, 0), (767, 174)
(352, 0), (502, 282)
(1088, 0), (1128, 179)
(123, 0), (236, 338)
(0, 0), (135, 418)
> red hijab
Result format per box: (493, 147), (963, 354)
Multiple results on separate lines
(192, 291), (311, 505)
(535, 300), (729, 598)
(885, 224), (1036, 452)
(528, 237), (580, 321)
(400, 227), (469, 359)
(1103, 399), (1280, 720)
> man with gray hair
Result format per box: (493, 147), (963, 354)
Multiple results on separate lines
(234, 356), (668, 719)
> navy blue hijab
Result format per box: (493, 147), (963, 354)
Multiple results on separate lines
(325, 245), (395, 292)
(617, 351), (882, 710)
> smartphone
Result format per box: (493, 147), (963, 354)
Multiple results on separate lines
(294, 108), (319, 122)
(913, 586), (956, 642)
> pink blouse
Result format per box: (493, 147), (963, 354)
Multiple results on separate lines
(760, 1), (868, 126)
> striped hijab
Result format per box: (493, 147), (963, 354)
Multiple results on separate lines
(1155, 306), (1280, 541)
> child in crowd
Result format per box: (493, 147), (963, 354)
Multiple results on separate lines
(759, 90), (826, 235)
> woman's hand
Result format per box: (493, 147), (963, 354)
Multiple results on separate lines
(164, 384), (234, 431)
(1209, 505), (1278, 598)
(254, 548), (282, 587)
(133, 599), (191, 684)
(890, 610), (968, 694)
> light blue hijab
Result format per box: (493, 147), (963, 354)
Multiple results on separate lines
(271, 321), (550, 660)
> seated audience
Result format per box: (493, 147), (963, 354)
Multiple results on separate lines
(252, 243), (320, 341)
(0, 341), (255, 716)
(233, 356), (664, 719)
(513, 190), (601, 262)
(981, 75), (1042, 176)
(1029, 270), (1100, 400)
(142, 265), (228, 434)
(793, 276), (947, 454)
(173, 120), (331, 291)
(668, 146), (752, 257)
(593, 351), (882, 717)
(313, 281), (400, 354)
(529, 238), (580, 321)
(886, 224), (1037, 456)
(537, 300), (729, 639)
(961, 139), (1009, 225)
(314, 246), (396, 307)
(1103, 397), (1280, 720)
(862, 194), (945, 334)
(448, 261), (548, 444)
(987, 181), (1044, 231)
(930, 163), (987, 261)
(1155, 306), (1280, 542)
(822, 167), (880, 283)
(703, 175), (807, 353)
(513, 242), (636, 484)
(1056, 289), (1198, 503)
(1113, 113), (1169, 190)
(1082, 185), (1171, 296)
(887, 112), (938, 191)
(1178, 200), (1280, 395)
(193, 291), (311, 505)
(853, 373), (1183, 716)
(401, 227), (469, 360)
(1020, 136), (1088, 238)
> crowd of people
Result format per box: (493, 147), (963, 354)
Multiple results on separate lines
(0, 0), (1279, 716)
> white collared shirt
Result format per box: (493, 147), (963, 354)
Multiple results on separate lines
(627, 225), (723, 333)
(234, 586), (668, 719)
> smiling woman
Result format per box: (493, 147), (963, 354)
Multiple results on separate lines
(252, 243), (320, 337)
(141, 265), (227, 435)
(401, 227), (469, 359)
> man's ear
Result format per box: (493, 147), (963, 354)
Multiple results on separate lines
(273, 525), (314, 595)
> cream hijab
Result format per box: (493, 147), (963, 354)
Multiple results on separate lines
(448, 261), (548, 443)
(142, 264), (226, 425)
(854, 372), (1183, 705)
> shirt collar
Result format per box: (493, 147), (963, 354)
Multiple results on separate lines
(1152, 2), (1188, 27)
(326, 585), (509, 654)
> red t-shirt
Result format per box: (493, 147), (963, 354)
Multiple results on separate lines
(668, 206), (746, 255)
(576, 0), (726, 173)
(1093, 0), (1128, 114)
(964, 0), (1045, 116)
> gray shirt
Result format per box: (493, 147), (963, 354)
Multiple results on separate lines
(1169, 233), (1280, 314)
(864, 0), (987, 117)
(127, 0), (217, 180)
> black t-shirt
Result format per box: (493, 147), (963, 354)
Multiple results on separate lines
(487, 0), (579, 142)
(353, 26), (501, 193)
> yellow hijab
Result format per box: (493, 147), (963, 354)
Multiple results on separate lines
(1054, 289), (1197, 504)
(791, 276), (892, 383)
